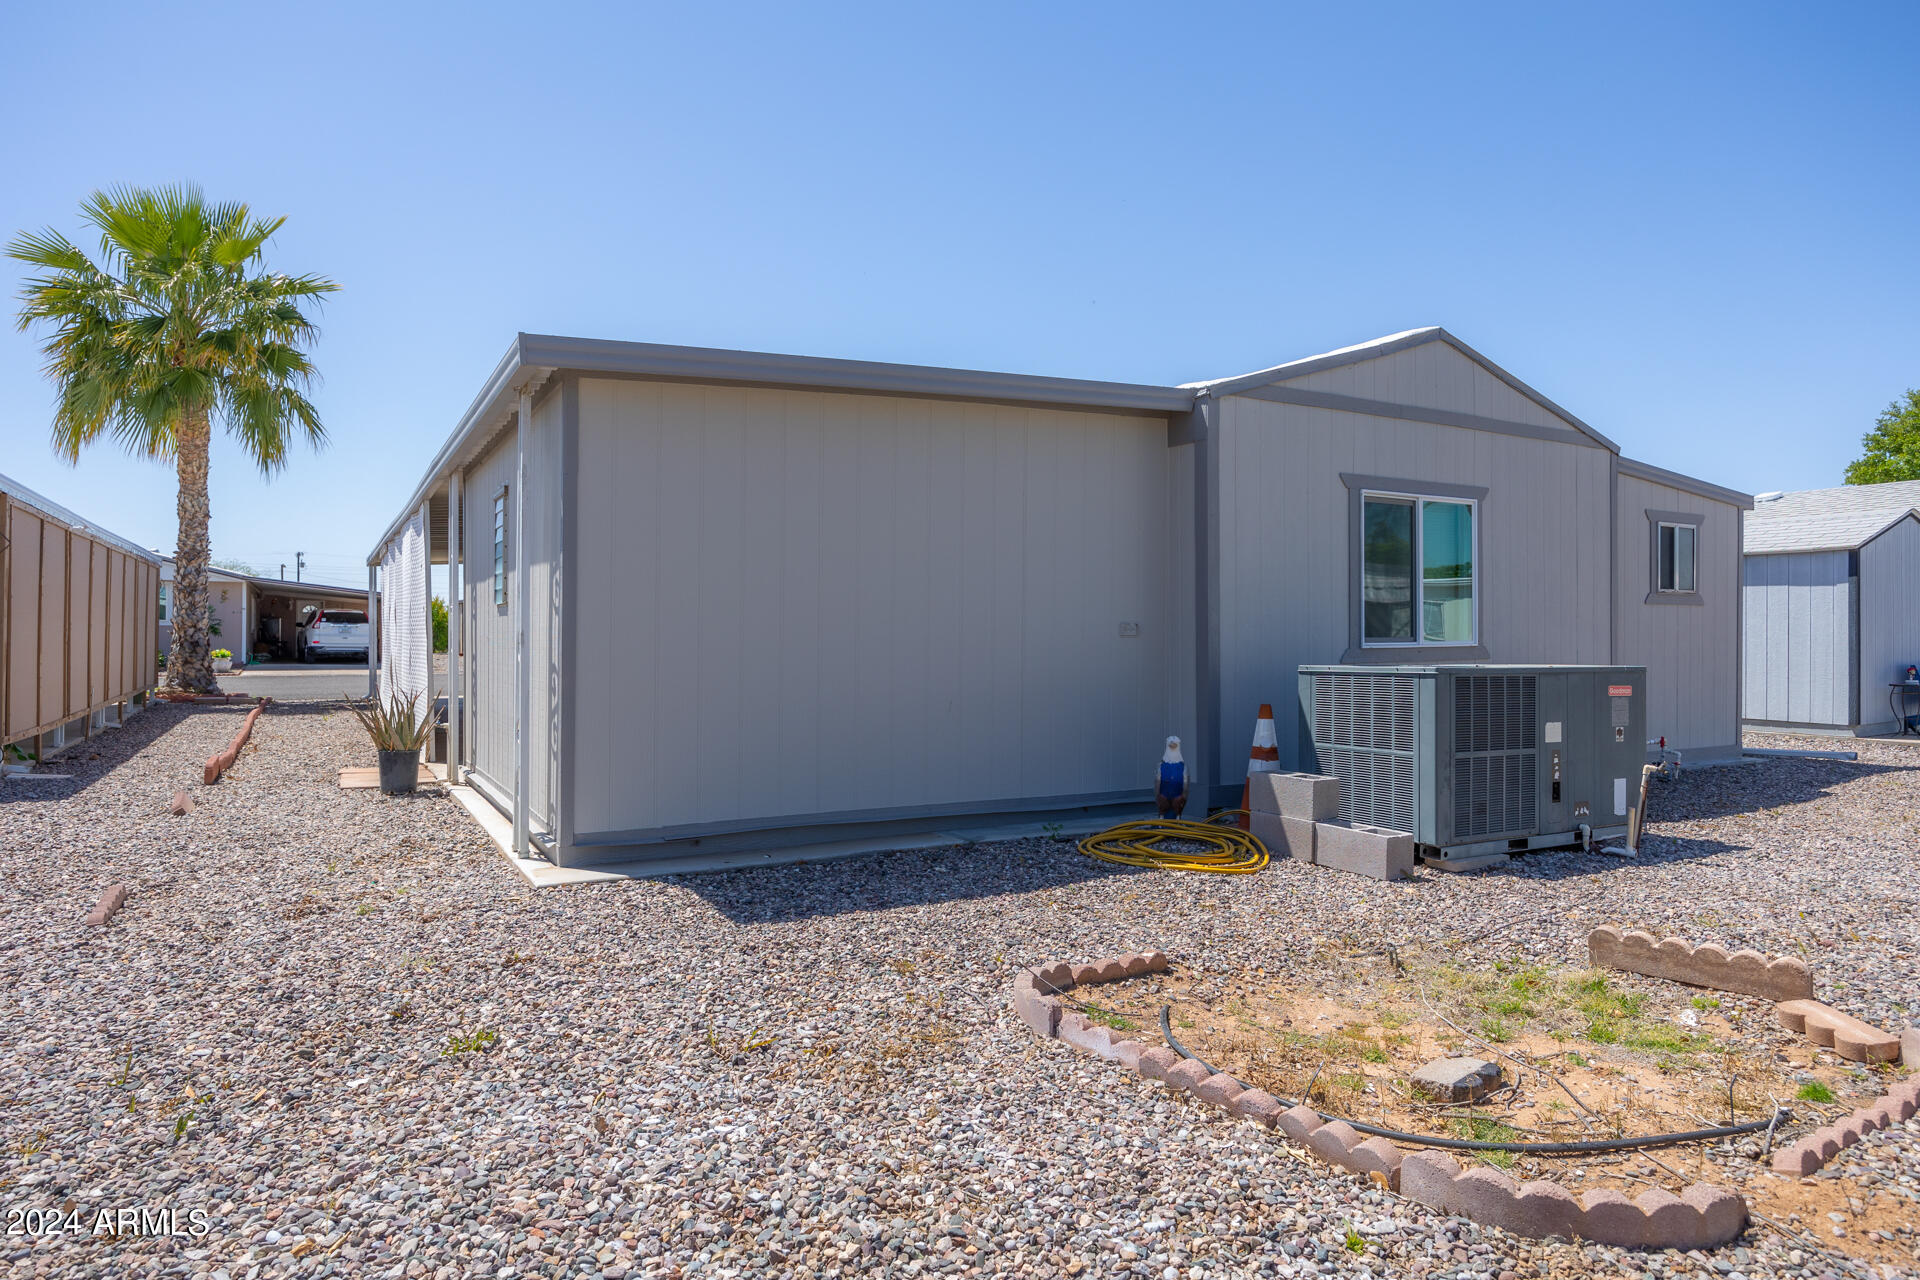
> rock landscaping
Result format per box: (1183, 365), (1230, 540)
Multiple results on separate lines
(1, 711), (1918, 1279)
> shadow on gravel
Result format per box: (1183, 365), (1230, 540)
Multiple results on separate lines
(0, 701), (198, 804)
(1647, 756), (1916, 823)
(1484, 833), (1750, 883)
(685, 841), (1141, 925)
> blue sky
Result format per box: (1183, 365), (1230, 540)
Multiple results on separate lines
(1, 1), (1914, 587)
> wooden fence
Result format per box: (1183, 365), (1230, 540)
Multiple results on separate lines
(2, 492), (160, 752)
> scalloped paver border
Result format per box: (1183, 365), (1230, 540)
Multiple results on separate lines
(1014, 953), (1748, 1250)
(1587, 925), (1813, 1001)
(1769, 1074), (1920, 1175)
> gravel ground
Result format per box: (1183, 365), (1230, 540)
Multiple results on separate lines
(2, 706), (1917, 1280)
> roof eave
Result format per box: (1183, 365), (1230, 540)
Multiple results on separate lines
(369, 336), (1196, 564)
(1616, 455), (1753, 509)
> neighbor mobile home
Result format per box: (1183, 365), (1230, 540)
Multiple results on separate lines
(1742, 481), (1920, 734)
(1, 471), (159, 759)
(370, 328), (1749, 870)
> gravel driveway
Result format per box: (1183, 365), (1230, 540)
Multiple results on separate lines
(2, 703), (1916, 1280)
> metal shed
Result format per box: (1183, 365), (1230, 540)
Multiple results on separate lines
(1, 471), (160, 760)
(371, 328), (1749, 873)
(1742, 481), (1920, 734)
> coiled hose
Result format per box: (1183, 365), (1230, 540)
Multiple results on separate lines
(1157, 1007), (1784, 1154)
(1077, 811), (1269, 873)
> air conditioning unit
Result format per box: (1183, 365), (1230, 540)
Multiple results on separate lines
(1297, 664), (1647, 864)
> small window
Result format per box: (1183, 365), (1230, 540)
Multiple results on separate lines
(1657, 522), (1697, 593)
(1362, 492), (1477, 646)
(157, 583), (169, 623)
(492, 489), (508, 607)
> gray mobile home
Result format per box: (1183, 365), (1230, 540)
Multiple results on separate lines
(370, 328), (1749, 871)
(1742, 481), (1920, 734)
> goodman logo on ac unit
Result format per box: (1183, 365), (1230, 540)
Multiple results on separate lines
(1608, 684), (1634, 697)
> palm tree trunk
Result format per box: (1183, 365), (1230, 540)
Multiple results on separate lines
(166, 405), (217, 692)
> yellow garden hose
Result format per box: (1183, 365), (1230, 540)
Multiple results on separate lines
(1076, 810), (1270, 873)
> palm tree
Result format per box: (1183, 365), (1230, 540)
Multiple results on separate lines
(8, 186), (338, 692)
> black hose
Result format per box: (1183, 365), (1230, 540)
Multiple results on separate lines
(1156, 1006), (1785, 1155)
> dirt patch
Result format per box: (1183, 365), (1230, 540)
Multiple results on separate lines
(1066, 949), (1918, 1266)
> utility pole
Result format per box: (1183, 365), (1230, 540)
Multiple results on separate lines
(279, 563), (286, 580)
(296, 552), (306, 582)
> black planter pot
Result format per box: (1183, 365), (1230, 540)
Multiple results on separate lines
(377, 748), (419, 795)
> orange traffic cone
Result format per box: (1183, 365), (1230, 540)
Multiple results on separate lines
(1238, 703), (1282, 827)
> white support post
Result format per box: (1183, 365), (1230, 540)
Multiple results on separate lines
(417, 499), (431, 760)
(512, 386), (533, 855)
(367, 562), (379, 699)
(447, 470), (463, 785)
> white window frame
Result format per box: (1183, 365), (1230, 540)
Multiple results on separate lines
(1655, 520), (1698, 595)
(1358, 489), (1481, 649)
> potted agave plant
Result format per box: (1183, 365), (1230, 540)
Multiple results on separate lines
(350, 692), (433, 794)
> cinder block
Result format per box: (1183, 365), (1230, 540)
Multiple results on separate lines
(1247, 771), (1339, 821)
(1250, 812), (1315, 863)
(1092, 958), (1128, 984)
(1109, 1039), (1144, 1070)
(1069, 963), (1102, 987)
(1901, 1025), (1919, 1066)
(1313, 821), (1415, 881)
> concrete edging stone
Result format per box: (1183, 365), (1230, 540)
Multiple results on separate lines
(1012, 951), (1748, 1250)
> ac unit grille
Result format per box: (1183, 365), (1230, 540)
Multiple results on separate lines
(1309, 672), (1416, 833)
(1450, 674), (1537, 839)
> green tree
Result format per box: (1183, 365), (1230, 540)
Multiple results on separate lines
(1844, 389), (1920, 485)
(431, 596), (448, 654)
(9, 186), (337, 691)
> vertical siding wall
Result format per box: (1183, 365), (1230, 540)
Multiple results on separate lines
(1742, 552), (1852, 728)
(2, 498), (159, 745)
(1214, 390), (1613, 774)
(458, 390), (564, 831)
(1856, 516), (1920, 729)
(569, 378), (1176, 840)
(1614, 472), (1743, 752)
